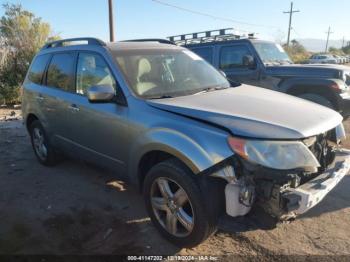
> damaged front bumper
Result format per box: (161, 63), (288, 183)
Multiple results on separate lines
(223, 149), (350, 220)
(283, 149), (350, 218)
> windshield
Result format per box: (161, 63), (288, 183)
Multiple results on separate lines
(114, 49), (230, 99)
(253, 42), (292, 65)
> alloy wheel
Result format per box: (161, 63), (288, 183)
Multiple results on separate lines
(150, 177), (194, 237)
(32, 127), (48, 161)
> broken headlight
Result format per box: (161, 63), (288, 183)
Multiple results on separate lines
(228, 137), (320, 170)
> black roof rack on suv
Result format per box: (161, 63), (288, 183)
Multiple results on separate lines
(41, 37), (106, 50)
(168, 28), (256, 46)
(121, 38), (175, 45)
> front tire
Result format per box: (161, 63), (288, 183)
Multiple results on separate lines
(29, 120), (60, 166)
(143, 159), (217, 247)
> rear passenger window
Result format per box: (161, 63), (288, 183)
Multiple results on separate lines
(28, 54), (51, 85)
(76, 52), (116, 95)
(220, 45), (252, 69)
(191, 48), (213, 64)
(47, 53), (76, 92)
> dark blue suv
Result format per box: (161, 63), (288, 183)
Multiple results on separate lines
(169, 28), (350, 118)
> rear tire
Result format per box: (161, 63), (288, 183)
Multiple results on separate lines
(29, 120), (60, 166)
(297, 93), (334, 109)
(143, 158), (218, 247)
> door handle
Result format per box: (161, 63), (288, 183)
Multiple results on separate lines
(68, 104), (80, 112)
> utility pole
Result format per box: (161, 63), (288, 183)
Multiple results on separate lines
(283, 2), (300, 47)
(325, 26), (333, 53)
(342, 37), (345, 48)
(108, 0), (115, 42)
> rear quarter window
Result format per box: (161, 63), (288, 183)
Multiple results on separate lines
(191, 47), (213, 64)
(27, 54), (51, 85)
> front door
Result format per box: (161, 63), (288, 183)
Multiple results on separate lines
(64, 51), (129, 174)
(218, 44), (260, 86)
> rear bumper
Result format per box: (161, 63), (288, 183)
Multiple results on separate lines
(283, 149), (350, 217)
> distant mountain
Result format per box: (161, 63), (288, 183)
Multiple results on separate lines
(296, 38), (345, 53)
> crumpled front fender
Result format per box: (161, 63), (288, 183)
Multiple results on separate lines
(128, 126), (233, 186)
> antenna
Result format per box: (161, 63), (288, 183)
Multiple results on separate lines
(108, 0), (115, 42)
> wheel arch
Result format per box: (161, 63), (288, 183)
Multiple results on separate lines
(25, 113), (39, 131)
(134, 145), (210, 191)
(286, 85), (339, 110)
(137, 150), (182, 191)
(278, 77), (340, 110)
(128, 128), (232, 190)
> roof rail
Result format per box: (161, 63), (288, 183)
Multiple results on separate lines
(168, 28), (256, 46)
(121, 38), (176, 45)
(41, 37), (106, 50)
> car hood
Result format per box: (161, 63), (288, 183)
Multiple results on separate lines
(266, 64), (347, 78)
(147, 85), (343, 139)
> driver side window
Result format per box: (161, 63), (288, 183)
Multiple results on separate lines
(220, 45), (252, 69)
(76, 52), (116, 95)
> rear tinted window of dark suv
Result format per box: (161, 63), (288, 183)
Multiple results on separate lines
(47, 52), (76, 92)
(28, 54), (51, 84)
(191, 47), (213, 63)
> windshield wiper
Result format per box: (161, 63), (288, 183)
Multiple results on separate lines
(149, 86), (228, 99)
(264, 59), (292, 66)
(277, 59), (293, 65)
(193, 86), (228, 95)
(148, 95), (174, 99)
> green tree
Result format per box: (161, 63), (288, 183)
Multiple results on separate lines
(329, 46), (338, 53)
(0, 3), (59, 104)
(329, 46), (344, 55)
(342, 44), (350, 55)
(283, 39), (310, 63)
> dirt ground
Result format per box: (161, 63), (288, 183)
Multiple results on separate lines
(1, 108), (350, 258)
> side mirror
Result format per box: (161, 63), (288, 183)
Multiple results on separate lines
(87, 85), (115, 103)
(242, 55), (256, 69)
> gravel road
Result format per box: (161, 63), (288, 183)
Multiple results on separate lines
(0, 108), (349, 258)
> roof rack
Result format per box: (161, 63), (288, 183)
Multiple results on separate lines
(168, 28), (256, 46)
(121, 38), (175, 45)
(41, 37), (106, 50)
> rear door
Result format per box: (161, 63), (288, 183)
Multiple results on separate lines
(43, 51), (78, 145)
(218, 43), (260, 86)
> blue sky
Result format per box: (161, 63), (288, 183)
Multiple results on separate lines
(0, 0), (349, 43)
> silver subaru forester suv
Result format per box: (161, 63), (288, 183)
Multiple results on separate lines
(22, 38), (350, 247)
